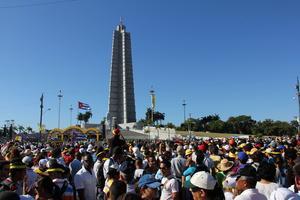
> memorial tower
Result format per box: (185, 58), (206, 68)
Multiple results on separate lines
(107, 21), (136, 125)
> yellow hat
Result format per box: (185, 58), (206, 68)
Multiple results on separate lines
(238, 143), (246, 149)
(249, 148), (258, 155)
(228, 152), (236, 158)
(185, 149), (193, 156)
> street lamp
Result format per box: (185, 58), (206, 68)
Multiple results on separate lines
(296, 77), (300, 133)
(57, 90), (63, 128)
(188, 113), (192, 142)
(42, 108), (51, 132)
(44, 108), (51, 115)
(182, 100), (187, 122)
(150, 89), (155, 126)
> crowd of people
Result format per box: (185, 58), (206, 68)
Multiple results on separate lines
(0, 128), (299, 200)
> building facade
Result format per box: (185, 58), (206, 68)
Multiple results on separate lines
(107, 22), (136, 125)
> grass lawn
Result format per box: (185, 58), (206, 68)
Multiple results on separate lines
(176, 131), (248, 138)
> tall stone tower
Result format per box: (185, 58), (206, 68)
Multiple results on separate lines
(107, 22), (136, 126)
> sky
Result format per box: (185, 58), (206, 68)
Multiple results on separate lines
(0, 0), (299, 130)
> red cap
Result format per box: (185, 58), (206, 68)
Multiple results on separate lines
(229, 139), (235, 146)
(198, 144), (207, 152)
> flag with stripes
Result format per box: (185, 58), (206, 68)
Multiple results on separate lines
(78, 101), (91, 110)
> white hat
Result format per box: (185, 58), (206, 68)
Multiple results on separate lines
(269, 188), (299, 200)
(79, 148), (86, 154)
(223, 145), (230, 151)
(223, 175), (237, 189)
(38, 159), (48, 168)
(22, 156), (32, 165)
(190, 171), (217, 190)
(45, 146), (53, 152)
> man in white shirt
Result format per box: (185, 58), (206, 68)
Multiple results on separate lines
(160, 160), (179, 200)
(235, 165), (267, 200)
(103, 147), (124, 179)
(74, 153), (97, 200)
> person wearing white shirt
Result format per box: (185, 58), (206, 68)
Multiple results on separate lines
(235, 165), (267, 200)
(159, 160), (179, 200)
(103, 147), (124, 179)
(74, 153), (97, 200)
(256, 161), (280, 199)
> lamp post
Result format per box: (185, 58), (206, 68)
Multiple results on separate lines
(296, 77), (300, 133)
(39, 94), (44, 141)
(43, 108), (51, 128)
(44, 108), (51, 115)
(188, 113), (192, 142)
(150, 89), (155, 125)
(57, 90), (63, 128)
(182, 100), (187, 122)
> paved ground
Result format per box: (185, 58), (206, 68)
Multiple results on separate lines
(105, 130), (149, 140)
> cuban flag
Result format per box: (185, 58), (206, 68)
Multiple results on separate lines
(78, 101), (91, 110)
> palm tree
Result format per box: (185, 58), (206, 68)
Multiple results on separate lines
(83, 111), (93, 123)
(77, 113), (84, 125)
(26, 127), (33, 134)
(17, 125), (25, 134)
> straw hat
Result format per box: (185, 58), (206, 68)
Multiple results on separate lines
(217, 159), (234, 172)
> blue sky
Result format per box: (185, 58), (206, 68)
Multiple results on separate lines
(0, 0), (299, 130)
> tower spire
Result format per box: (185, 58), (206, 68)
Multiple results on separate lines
(117, 17), (126, 32)
(120, 16), (124, 25)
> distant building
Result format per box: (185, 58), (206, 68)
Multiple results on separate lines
(107, 22), (136, 126)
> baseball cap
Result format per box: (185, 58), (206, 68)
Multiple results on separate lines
(223, 175), (237, 189)
(198, 144), (207, 152)
(138, 174), (161, 189)
(237, 165), (256, 178)
(190, 171), (217, 190)
(238, 151), (248, 162)
(22, 156), (32, 165)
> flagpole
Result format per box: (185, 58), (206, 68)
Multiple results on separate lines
(39, 93), (44, 141)
(58, 90), (63, 129)
(150, 88), (155, 126)
(77, 102), (79, 126)
(296, 77), (300, 133)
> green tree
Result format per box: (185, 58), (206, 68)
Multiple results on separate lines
(166, 122), (176, 129)
(199, 114), (220, 131)
(77, 113), (84, 124)
(290, 120), (299, 131)
(25, 127), (33, 134)
(145, 108), (165, 125)
(226, 115), (256, 134)
(17, 125), (25, 134)
(207, 120), (226, 133)
(83, 111), (93, 123)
